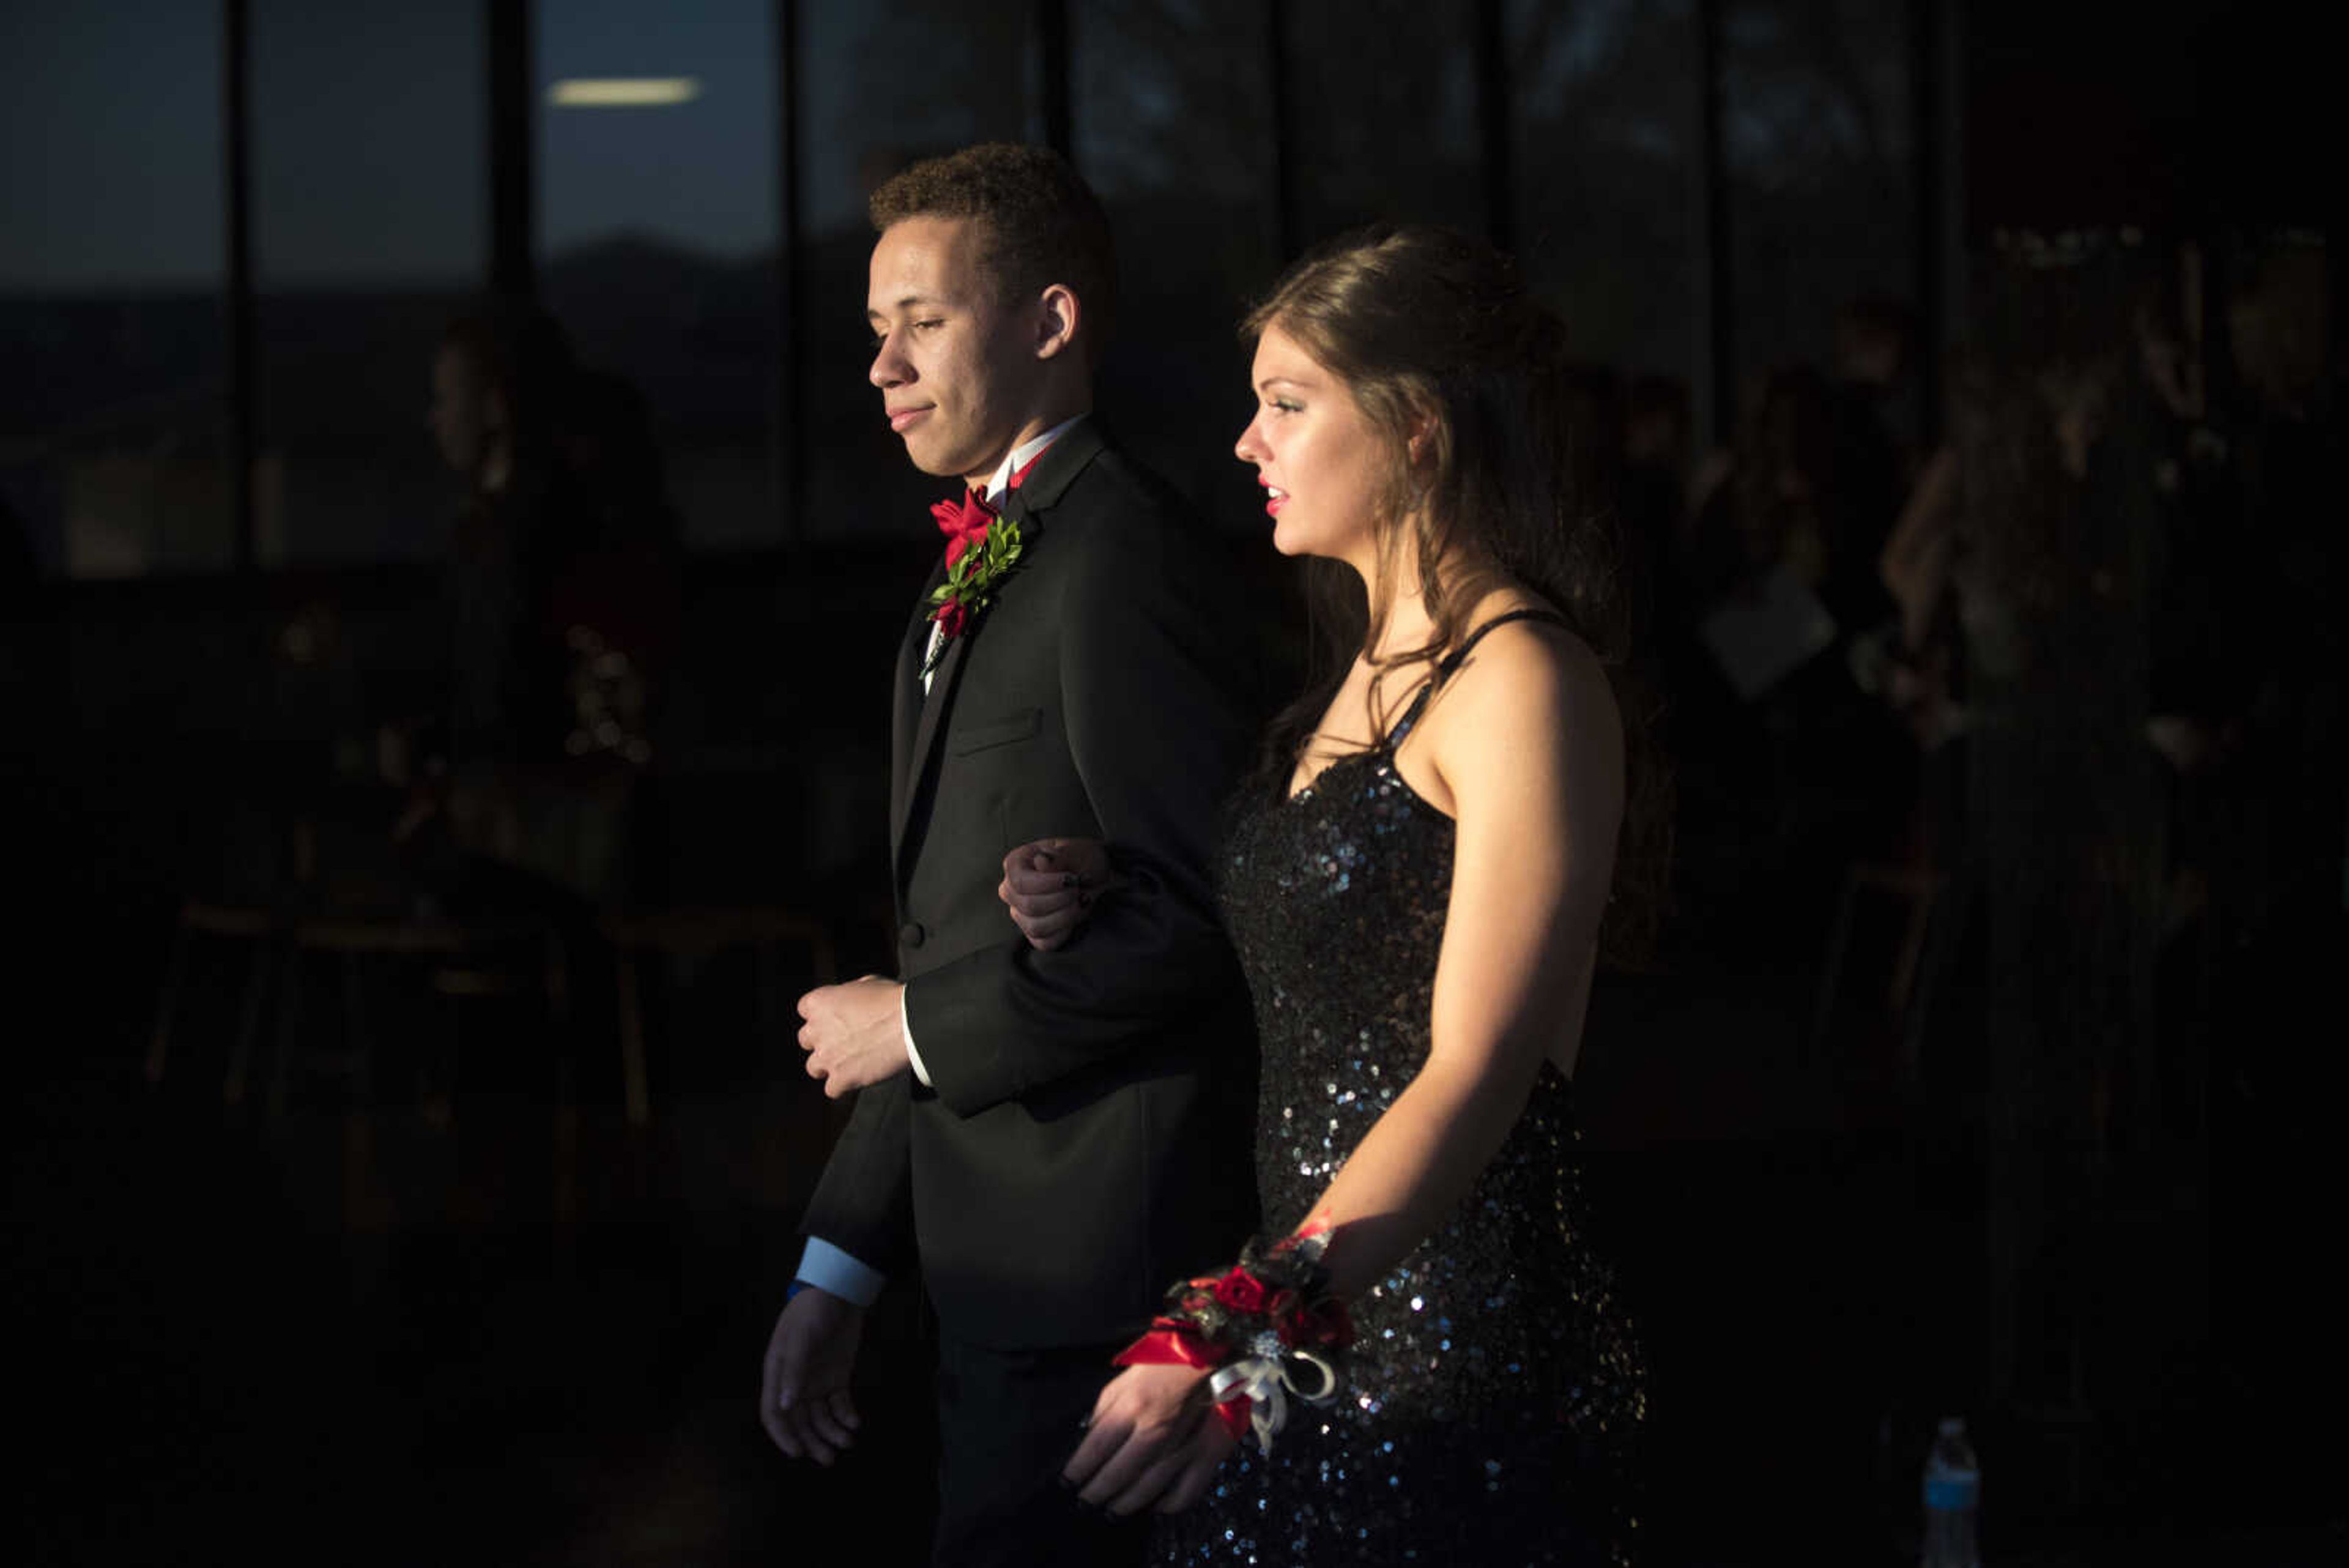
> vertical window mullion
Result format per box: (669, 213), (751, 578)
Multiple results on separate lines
(1267, 0), (1296, 262)
(1039, 0), (1072, 160)
(1474, 0), (1513, 251)
(225, 0), (256, 576)
(488, 0), (535, 301)
(1693, 0), (1733, 451)
(777, 0), (803, 547)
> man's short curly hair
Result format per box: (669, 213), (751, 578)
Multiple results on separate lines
(869, 143), (1118, 356)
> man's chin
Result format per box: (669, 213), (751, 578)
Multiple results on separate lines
(900, 437), (966, 479)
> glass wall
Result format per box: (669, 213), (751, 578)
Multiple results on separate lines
(540, 0), (781, 552)
(1075, 0), (1283, 533)
(793, 0), (1039, 538)
(1723, 0), (1917, 421)
(1510, 0), (1701, 383)
(1287, 0), (1484, 240)
(250, 0), (485, 565)
(0, 2), (230, 578)
(2, 0), (1932, 568)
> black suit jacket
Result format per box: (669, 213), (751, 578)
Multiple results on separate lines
(801, 419), (1261, 1350)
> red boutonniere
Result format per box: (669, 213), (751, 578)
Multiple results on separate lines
(924, 489), (1024, 677)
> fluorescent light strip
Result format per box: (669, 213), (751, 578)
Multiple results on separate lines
(547, 78), (702, 107)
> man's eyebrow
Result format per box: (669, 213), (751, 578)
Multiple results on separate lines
(869, 292), (943, 319)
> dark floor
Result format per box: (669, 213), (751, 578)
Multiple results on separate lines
(13, 913), (2345, 1566)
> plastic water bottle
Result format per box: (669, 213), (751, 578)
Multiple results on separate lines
(1920, 1416), (1980, 1568)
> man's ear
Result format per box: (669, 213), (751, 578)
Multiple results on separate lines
(1034, 284), (1080, 361)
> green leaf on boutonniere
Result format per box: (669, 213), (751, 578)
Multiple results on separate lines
(922, 513), (1025, 677)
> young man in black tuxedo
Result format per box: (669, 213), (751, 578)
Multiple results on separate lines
(758, 143), (1259, 1566)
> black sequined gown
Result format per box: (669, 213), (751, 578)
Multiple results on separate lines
(1157, 612), (1646, 1567)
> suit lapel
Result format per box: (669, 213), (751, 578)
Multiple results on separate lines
(888, 417), (1108, 890)
(896, 607), (971, 879)
(1008, 417), (1105, 516)
(889, 558), (947, 872)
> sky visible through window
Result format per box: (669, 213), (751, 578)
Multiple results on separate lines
(2, 2), (223, 292)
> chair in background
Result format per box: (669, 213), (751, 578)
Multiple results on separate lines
(146, 803), (313, 1109)
(599, 905), (836, 1128)
(146, 899), (280, 1109)
(1807, 857), (1947, 1079)
(268, 910), (570, 1123)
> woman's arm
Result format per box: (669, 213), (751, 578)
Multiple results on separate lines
(1302, 619), (1623, 1299)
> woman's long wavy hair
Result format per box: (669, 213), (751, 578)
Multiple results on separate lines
(1245, 223), (1670, 966)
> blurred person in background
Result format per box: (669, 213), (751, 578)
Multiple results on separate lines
(390, 302), (670, 920)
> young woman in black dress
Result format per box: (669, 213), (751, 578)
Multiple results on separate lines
(1014, 224), (1652, 1566)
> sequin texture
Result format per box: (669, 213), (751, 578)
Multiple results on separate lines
(1155, 735), (1646, 1567)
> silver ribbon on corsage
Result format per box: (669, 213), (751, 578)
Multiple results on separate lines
(1206, 1331), (1343, 1455)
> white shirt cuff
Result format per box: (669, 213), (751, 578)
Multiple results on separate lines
(900, 986), (932, 1088)
(795, 1238), (886, 1307)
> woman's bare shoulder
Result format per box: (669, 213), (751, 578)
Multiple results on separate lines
(1411, 593), (1622, 814)
(1446, 592), (1615, 723)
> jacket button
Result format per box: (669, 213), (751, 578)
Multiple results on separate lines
(900, 921), (926, 949)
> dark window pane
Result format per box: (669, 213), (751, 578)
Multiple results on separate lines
(1511, 0), (1701, 382)
(795, 1), (1039, 540)
(1722, 0), (1915, 399)
(1074, 0), (1282, 531)
(250, 0), (484, 566)
(1, 2), (229, 578)
(540, 0), (781, 554)
(1287, 0), (1484, 240)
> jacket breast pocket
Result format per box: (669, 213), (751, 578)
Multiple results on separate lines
(949, 707), (1042, 756)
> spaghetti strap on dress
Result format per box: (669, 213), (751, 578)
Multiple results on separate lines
(1381, 606), (1575, 751)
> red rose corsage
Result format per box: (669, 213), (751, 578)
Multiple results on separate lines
(1113, 1219), (1352, 1454)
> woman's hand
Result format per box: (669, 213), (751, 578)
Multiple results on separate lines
(998, 838), (1118, 951)
(1062, 1361), (1235, 1516)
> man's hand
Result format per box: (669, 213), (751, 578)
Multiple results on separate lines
(796, 975), (909, 1098)
(760, 1285), (867, 1464)
(1061, 1361), (1235, 1517)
